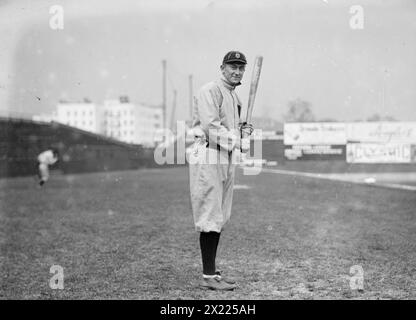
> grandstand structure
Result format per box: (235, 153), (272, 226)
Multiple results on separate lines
(0, 117), (157, 178)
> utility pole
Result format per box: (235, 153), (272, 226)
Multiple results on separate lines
(162, 60), (167, 131)
(170, 90), (177, 132)
(189, 74), (193, 122)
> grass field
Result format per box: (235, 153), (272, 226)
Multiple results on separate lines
(1, 166), (415, 299)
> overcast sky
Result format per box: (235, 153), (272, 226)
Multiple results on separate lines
(0, 0), (415, 122)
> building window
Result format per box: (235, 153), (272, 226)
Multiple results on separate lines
(67, 111), (70, 117)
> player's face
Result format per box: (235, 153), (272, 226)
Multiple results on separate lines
(221, 63), (246, 85)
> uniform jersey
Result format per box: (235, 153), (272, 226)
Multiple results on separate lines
(191, 78), (242, 151)
(37, 150), (58, 165)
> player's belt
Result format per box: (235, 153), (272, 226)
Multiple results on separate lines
(205, 141), (221, 151)
(206, 142), (233, 156)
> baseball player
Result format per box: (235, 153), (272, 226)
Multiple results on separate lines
(37, 149), (59, 186)
(189, 51), (253, 291)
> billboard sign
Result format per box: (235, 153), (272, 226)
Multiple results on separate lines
(412, 145), (416, 163)
(284, 145), (346, 160)
(346, 122), (416, 143)
(346, 143), (412, 163)
(284, 123), (346, 145)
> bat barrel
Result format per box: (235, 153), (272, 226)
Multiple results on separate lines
(246, 56), (263, 124)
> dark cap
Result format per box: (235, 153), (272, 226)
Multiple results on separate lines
(222, 51), (247, 65)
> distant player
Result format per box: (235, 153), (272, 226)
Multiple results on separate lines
(37, 149), (59, 186)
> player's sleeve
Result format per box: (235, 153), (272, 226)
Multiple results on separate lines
(37, 151), (46, 163)
(196, 85), (238, 152)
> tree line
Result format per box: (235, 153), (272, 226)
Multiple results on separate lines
(283, 98), (397, 122)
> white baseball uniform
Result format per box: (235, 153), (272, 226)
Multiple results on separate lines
(189, 77), (243, 232)
(37, 150), (58, 182)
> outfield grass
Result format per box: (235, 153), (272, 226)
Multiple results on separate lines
(1, 167), (415, 299)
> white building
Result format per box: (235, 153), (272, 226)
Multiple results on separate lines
(102, 98), (163, 146)
(56, 101), (99, 133)
(103, 99), (137, 143)
(32, 112), (57, 123)
(135, 104), (163, 146)
(48, 97), (163, 146)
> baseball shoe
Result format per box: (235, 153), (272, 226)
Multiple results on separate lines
(200, 276), (237, 291)
(215, 270), (236, 285)
(39, 180), (45, 186)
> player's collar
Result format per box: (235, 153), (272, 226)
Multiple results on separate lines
(220, 77), (241, 90)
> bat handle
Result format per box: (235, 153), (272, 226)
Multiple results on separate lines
(240, 122), (251, 155)
(240, 121), (253, 139)
(241, 122), (250, 139)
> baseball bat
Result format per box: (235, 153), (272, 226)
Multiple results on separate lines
(242, 55), (263, 139)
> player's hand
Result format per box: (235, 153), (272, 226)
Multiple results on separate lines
(240, 123), (254, 137)
(241, 137), (250, 153)
(234, 135), (241, 151)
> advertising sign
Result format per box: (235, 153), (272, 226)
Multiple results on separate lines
(284, 123), (346, 145)
(346, 122), (416, 143)
(284, 145), (346, 160)
(346, 143), (412, 163)
(411, 145), (416, 163)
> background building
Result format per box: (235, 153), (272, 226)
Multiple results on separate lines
(56, 101), (99, 134)
(102, 97), (163, 146)
(135, 104), (163, 147)
(36, 97), (164, 147)
(102, 98), (136, 143)
(32, 112), (57, 123)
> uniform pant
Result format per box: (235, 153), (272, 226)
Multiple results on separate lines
(38, 162), (50, 182)
(189, 144), (237, 233)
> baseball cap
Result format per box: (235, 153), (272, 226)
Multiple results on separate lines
(222, 51), (247, 65)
